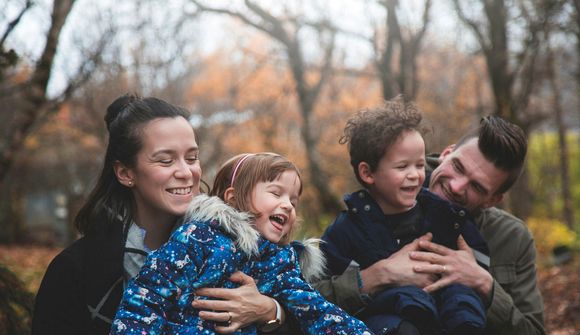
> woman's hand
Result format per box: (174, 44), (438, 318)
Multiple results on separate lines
(192, 271), (279, 334)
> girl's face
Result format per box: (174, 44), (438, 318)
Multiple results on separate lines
(127, 117), (202, 226)
(251, 170), (301, 244)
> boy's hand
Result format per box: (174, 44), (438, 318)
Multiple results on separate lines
(360, 233), (436, 296)
(410, 235), (493, 301)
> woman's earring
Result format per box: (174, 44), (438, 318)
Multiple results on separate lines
(128, 181), (134, 187)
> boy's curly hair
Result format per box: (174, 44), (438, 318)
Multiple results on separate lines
(340, 95), (428, 186)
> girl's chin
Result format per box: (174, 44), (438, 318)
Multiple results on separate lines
(263, 232), (283, 244)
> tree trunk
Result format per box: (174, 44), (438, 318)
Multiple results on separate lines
(509, 164), (534, 220)
(376, 0), (430, 100)
(547, 43), (575, 229)
(0, 0), (76, 189)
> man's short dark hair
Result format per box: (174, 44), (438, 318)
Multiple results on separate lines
(340, 95), (427, 187)
(456, 115), (527, 194)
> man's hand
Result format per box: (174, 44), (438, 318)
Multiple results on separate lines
(192, 271), (278, 334)
(360, 233), (436, 296)
(410, 235), (493, 301)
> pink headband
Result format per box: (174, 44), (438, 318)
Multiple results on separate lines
(230, 154), (253, 187)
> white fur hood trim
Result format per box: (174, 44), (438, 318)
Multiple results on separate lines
(184, 194), (260, 256)
(296, 238), (327, 283)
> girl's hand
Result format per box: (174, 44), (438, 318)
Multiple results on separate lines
(192, 271), (279, 334)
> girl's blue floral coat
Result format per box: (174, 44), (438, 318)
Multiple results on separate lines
(111, 194), (372, 335)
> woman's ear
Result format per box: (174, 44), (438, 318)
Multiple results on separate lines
(114, 161), (135, 187)
(223, 187), (236, 205)
(358, 162), (375, 185)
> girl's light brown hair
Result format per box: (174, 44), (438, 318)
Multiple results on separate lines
(210, 153), (303, 244)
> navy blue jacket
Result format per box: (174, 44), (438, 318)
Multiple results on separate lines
(321, 188), (488, 334)
(322, 188), (488, 275)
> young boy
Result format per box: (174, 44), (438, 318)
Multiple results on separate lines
(321, 96), (489, 335)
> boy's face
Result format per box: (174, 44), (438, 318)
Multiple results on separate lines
(361, 130), (425, 215)
(252, 170), (301, 244)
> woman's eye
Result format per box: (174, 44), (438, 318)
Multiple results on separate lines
(160, 159), (172, 164)
(186, 156), (199, 163)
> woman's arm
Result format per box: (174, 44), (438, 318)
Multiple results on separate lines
(192, 271), (285, 334)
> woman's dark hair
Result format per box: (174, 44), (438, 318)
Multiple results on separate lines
(75, 94), (191, 235)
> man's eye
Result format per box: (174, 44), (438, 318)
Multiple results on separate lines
(472, 184), (485, 195)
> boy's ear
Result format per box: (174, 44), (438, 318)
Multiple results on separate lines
(358, 162), (375, 185)
(223, 187), (236, 205)
(113, 161), (135, 187)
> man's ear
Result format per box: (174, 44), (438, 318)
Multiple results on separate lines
(440, 144), (456, 160)
(224, 187), (236, 205)
(114, 161), (135, 187)
(482, 193), (504, 209)
(358, 162), (375, 185)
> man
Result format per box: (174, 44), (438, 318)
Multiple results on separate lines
(314, 115), (545, 335)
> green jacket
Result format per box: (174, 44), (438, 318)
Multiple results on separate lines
(313, 155), (545, 335)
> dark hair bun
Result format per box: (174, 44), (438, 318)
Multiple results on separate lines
(105, 93), (140, 130)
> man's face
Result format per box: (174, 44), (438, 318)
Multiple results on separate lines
(429, 138), (508, 211)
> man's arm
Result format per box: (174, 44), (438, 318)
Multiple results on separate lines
(313, 235), (436, 315)
(484, 237), (545, 334)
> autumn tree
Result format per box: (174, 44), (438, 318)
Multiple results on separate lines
(190, 0), (343, 215)
(372, 0), (432, 100)
(452, 0), (555, 218)
(0, 0), (113, 190)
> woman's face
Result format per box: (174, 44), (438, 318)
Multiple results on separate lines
(128, 117), (201, 225)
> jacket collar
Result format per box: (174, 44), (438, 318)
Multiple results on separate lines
(184, 194), (261, 256)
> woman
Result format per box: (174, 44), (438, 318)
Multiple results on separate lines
(32, 94), (278, 335)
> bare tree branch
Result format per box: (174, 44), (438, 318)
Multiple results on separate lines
(190, 0), (343, 214)
(0, 0), (33, 47)
(452, 0), (489, 51)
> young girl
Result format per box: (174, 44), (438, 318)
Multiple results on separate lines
(111, 153), (372, 335)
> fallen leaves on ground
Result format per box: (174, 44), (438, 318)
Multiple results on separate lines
(1, 245), (579, 334)
(0, 245), (62, 293)
(538, 257), (580, 335)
